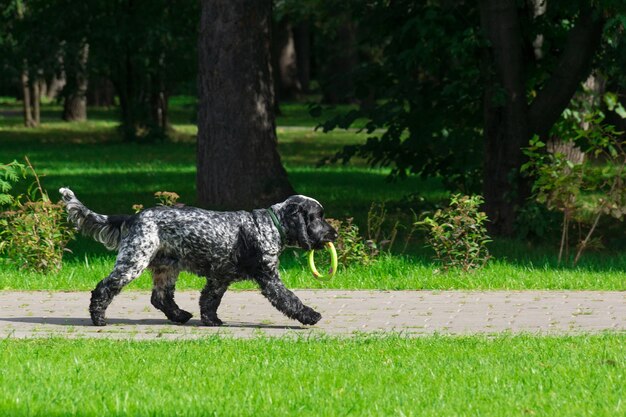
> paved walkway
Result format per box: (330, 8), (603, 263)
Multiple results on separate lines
(0, 290), (624, 339)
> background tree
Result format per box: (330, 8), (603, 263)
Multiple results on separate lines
(317, 0), (625, 236)
(196, 0), (294, 210)
(87, 0), (197, 141)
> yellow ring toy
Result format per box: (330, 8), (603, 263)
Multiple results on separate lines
(307, 242), (338, 281)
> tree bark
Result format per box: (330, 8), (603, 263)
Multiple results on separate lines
(528, 8), (605, 138)
(197, 0), (294, 210)
(272, 17), (301, 100)
(479, 1), (605, 236)
(87, 77), (114, 107)
(31, 76), (41, 126)
(47, 73), (66, 100)
(62, 42), (89, 122)
(150, 55), (169, 131)
(479, 0), (529, 236)
(21, 66), (35, 128)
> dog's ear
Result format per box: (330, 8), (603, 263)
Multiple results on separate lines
(284, 202), (312, 250)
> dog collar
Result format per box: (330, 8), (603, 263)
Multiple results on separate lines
(266, 208), (286, 241)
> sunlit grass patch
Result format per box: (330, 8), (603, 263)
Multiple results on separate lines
(0, 334), (623, 417)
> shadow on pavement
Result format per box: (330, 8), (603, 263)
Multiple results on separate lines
(0, 316), (306, 330)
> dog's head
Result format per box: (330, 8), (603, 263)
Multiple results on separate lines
(273, 195), (338, 250)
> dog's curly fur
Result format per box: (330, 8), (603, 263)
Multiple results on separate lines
(59, 188), (337, 327)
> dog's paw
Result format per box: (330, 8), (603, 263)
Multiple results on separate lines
(299, 306), (322, 326)
(90, 313), (107, 327)
(201, 315), (223, 327)
(169, 309), (193, 324)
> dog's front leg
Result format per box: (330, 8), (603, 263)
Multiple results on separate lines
(255, 271), (322, 325)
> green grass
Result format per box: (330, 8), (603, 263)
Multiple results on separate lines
(0, 334), (623, 417)
(2, 252), (626, 291)
(1, 99), (625, 290)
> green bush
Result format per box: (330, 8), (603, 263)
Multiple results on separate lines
(418, 194), (491, 272)
(0, 200), (75, 272)
(0, 158), (75, 272)
(522, 106), (626, 266)
(327, 217), (378, 267)
(132, 191), (181, 213)
(0, 160), (26, 206)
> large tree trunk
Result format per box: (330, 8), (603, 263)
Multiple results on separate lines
(197, 0), (294, 210)
(479, 1), (604, 236)
(479, 0), (529, 236)
(527, 8), (605, 138)
(62, 42), (89, 122)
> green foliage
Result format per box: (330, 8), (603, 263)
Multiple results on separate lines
(326, 217), (377, 267)
(326, 201), (417, 268)
(0, 0), (199, 139)
(316, 0), (484, 193)
(0, 158), (74, 272)
(418, 194), (491, 272)
(522, 107), (626, 265)
(0, 199), (75, 272)
(0, 160), (26, 206)
(132, 191), (180, 213)
(312, 1), (626, 199)
(154, 191), (180, 206)
(514, 201), (561, 242)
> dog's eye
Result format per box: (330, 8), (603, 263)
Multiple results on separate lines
(309, 209), (323, 222)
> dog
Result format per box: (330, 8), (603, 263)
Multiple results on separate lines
(59, 188), (337, 327)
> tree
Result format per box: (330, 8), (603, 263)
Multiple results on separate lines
(197, 0), (294, 210)
(479, 0), (605, 235)
(61, 40), (89, 121)
(84, 0), (197, 140)
(0, 0), (54, 127)
(318, 0), (620, 236)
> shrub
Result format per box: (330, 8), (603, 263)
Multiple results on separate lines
(326, 217), (377, 267)
(0, 200), (75, 272)
(522, 106), (626, 265)
(154, 191), (180, 206)
(418, 194), (491, 272)
(326, 201), (417, 268)
(132, 191), (181, 213)
(0, 158), (75, 272)
(0, 160), (27, 206)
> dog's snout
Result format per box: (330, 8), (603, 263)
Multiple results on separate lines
(324, 227), (338, 242)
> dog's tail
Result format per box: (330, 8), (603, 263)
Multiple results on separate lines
(59, 187), (131, 250)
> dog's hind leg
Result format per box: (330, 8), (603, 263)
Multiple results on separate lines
(89, 229), (159, 326)
(199, 277), (229, 326)
(150, 267), (192, 324)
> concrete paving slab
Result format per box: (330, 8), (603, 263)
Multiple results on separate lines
(0, 290), (624, 339)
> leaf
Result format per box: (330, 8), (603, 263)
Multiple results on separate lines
(614, 103), (626, 119)
(604, 92), (618, 111)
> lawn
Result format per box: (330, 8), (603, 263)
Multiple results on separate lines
(0, 334), (623, 417)
(1, 99), (623, 417)
(1, 100), (626, 290)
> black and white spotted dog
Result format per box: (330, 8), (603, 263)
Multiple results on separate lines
(59, 188), (337, 327)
